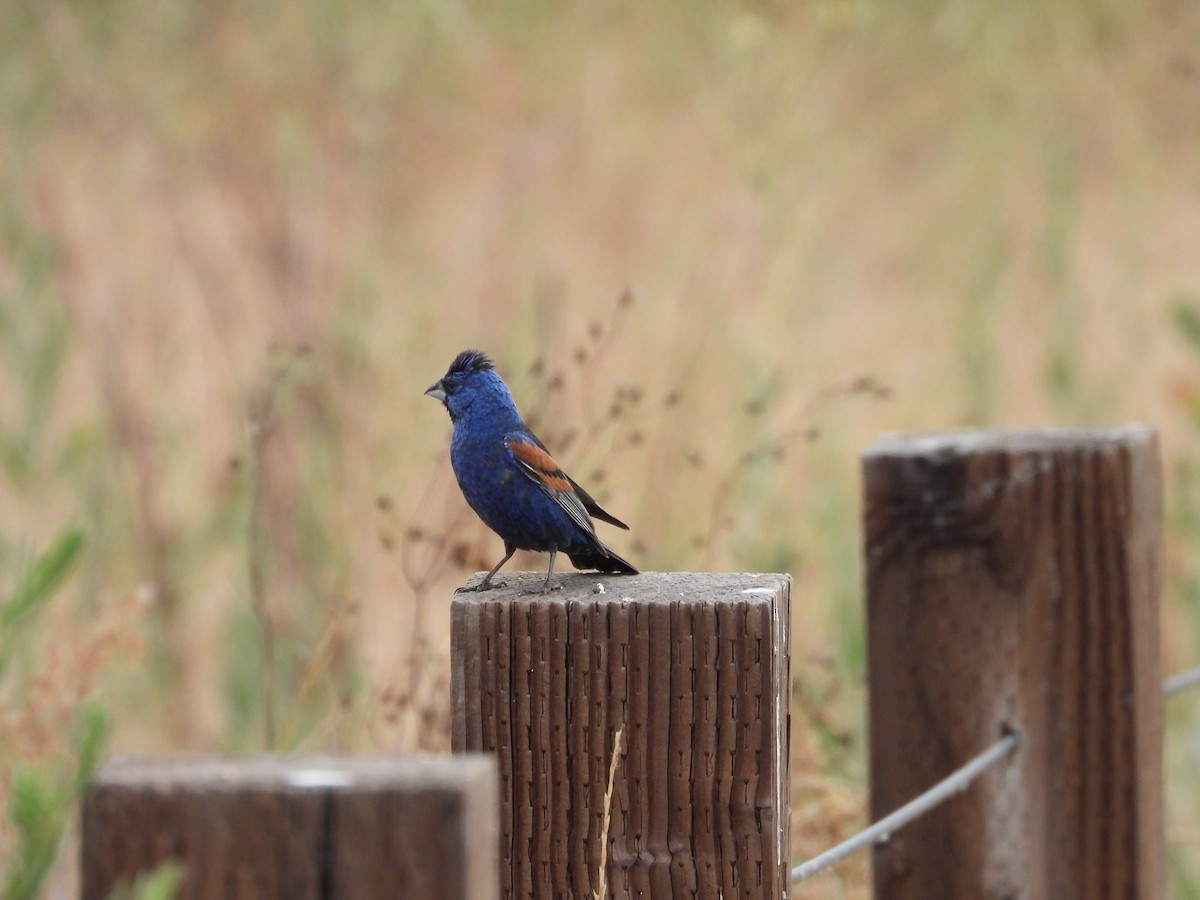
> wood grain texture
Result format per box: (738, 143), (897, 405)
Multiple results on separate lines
(451, 571), (791, 899)
(863, 427), (1164, 900)
(81, 755), (498, 900)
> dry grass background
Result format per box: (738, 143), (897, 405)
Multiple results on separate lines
(3, 1), (1200, 896)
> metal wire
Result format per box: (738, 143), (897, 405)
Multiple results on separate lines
(788, 663), (1200, 886)
(790, 731), (1019, 884)
(1164, 665), (1200, 696)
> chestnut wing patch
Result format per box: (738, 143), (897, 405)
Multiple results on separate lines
(505, 435), (600, 543)
(506, 439), (574, 492)
(526, 433), (628, 530)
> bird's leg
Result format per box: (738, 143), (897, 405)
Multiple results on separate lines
(539, 548), (558, 594)
(458, 545), (515, 592)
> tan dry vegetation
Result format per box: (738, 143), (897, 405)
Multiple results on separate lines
(3, 1), (1200, 896)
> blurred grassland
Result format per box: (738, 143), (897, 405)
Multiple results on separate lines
(3, 0), (1200, 896)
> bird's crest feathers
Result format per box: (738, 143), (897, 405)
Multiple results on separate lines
(447, 349), (494, 379)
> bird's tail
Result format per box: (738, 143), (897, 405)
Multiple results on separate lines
(568, 543), (638, 575)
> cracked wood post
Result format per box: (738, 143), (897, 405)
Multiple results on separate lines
(450, 571), (791, 899)
(81, 755), (498, 900)
(864, 427), (1164, 900)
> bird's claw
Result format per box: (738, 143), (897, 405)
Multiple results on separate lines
(456, 580), (506, 593)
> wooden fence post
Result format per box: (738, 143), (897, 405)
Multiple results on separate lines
(451, 571), (791, 898)
(863, 427), (1164, 899)
(82, 754), (498, 900)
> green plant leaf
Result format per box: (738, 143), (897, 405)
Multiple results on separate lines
(72, 702), (110, 793)
(104, 861), (186, 900)
(2, 527), (84, 630)
(1169, 293), (1200, 354)
(4, 767), (65, 900)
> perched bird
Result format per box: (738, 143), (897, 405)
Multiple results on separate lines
(425, 349), (637, 592)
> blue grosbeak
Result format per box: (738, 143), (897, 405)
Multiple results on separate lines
(425, 349), (637, 592)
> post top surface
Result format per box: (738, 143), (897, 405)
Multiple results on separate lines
(454, 571), (790, 604)
(864, 424), (1156, 459)
(94, 753), (496, 790)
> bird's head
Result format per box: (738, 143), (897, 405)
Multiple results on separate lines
(425, 349), (499, 421)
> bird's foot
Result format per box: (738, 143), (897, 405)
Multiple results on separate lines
(456, 580), (506, 593)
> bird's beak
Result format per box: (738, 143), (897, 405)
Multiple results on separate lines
(424, 380), (448, 403)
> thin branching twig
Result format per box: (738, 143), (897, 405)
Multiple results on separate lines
(246, 360), (288, 750)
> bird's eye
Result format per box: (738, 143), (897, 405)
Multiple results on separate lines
(444, 380), (459, 395)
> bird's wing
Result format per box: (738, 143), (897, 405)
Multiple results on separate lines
(527, 432), (630, 530)
(504, 434), (601, 542)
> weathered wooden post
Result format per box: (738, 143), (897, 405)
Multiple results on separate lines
(451, 571), (791, 898)
(863, 427), (1164, 899)
(82, 755), (498, 900)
